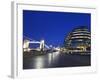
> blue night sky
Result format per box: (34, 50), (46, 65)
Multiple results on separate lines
(23, 10), (91, 47)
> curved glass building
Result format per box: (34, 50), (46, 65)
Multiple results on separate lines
(64, 26), (91, 55)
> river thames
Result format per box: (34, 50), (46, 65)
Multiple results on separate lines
(23, 51), (90, 69)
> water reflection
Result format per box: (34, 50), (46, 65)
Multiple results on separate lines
(48, 53), (52, 65)
(23, 51), (90, 69)
(33, 52), (60, 68)
(34, 56), (45, 69)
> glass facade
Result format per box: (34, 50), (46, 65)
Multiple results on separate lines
(64, 26), (91, 54)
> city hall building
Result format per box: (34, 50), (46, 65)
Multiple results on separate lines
(64, 26), (91, 55)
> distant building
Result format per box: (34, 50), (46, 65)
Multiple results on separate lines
(64, 26), (91, 54)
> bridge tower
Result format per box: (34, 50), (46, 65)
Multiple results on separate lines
(40, 39), (45, 51)
(23, 40), (30, 52)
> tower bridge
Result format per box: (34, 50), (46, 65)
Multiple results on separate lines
(23, 36), (50, 52)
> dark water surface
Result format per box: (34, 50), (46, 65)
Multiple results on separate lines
(23, 52), (90, 69)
